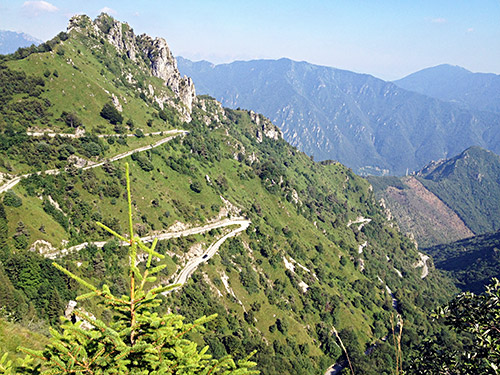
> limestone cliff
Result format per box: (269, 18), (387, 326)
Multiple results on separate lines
(67, 13), (196, 121)
(249, 110), (283, 142)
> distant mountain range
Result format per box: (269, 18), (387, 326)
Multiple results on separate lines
(0, 30), (42, 54)
(369, 146), (500, 247)
(178, 57), (500, 175)
(394, 64), (500, 114)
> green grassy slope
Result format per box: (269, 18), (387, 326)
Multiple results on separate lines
(0, 14), (458, 375)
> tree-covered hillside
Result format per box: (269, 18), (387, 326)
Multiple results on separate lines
(369, 146), (500, 248)
(417, 146), (500, 235)
(0, 14), (460, 375)
(425, 230), (500, 293)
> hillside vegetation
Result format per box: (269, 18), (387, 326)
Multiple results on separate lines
(369, 146), (500, 247)
(425, 230), (500, 293)
(417, 146), (500, 235)
(0, 14), (460, 374)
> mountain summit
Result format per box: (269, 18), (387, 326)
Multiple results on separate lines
(0, 30), (42, 54)
(394, 64), (500, 114)
(68, 13), (196, 121)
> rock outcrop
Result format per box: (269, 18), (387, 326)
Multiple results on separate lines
(137, 34), (196, 115)
(67, 13), (196, 121)
(249, 111), (283, 142)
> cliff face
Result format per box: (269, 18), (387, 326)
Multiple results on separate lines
(136, 35), (196, 113)
(249, 110), (283, 142)
(67, 13), (196, 121)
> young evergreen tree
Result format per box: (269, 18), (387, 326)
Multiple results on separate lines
(1, 163), (258, 374)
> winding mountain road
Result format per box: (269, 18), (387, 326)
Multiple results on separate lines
(171, 219), (250, 287)
(0, 130), (187, 194)
(5, 127), (249, 288)
(47, 217), (250, 259)
(26, 130), (174, 138)
(47, 216), (250, 292)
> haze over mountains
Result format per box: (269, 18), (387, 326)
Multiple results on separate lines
(178, 57), (500, 176)
(394, 64), (500, 114)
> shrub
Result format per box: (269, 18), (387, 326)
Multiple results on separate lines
(100, 102), (123, 125)
(190, 181), (203, 193)
(60, 111), (82, 128)
(3, 191), (22, 207)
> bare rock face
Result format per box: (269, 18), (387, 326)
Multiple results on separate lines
(111, 93), (122, 112)
(64, 300), (95, 330)
(249, 111), (283, 142)
(196, 97), (227, 125)
(137, 34), (196, 115)
(67, 13), (196, 121)
(29, 239), (56, 255)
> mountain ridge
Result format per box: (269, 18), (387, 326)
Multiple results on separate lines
(369, 146), (500, 247)
(178, 57), (500, 175)
(0, 30), (42, 55)
(394, 64), (500, 114)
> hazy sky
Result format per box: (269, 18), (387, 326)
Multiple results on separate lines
(1, 0), (499, 80)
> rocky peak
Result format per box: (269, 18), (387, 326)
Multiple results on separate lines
(67, 14), (196, 120)
(95, 13), (138, 61)
(136, 34), (196, 114)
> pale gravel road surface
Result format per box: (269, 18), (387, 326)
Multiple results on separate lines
(171, 219), (250, 287)
(414, 252), (430, 279)
(46, 217), (250, 260)
(26, 130), (175, 138)
(0, 130), (187, 194)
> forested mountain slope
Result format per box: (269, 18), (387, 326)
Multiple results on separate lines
(369, 146), (500, 248)
(425, 230), (500, 293)
(0, 14), (458, 374)
(178, 57), (500, 175)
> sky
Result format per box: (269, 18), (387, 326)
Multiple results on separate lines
(1, 0), (499, 80)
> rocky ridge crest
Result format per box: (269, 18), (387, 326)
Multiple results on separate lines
(67, 13), (196, 121)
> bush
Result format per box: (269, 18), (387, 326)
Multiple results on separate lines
(134, 128), (144, 138)
(190, 181), (203, 193)
(131, 152), (154, 172)
(3, 191), (22, 207)
(100, 102), (123, 125)
(60, 111), (82, 128)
